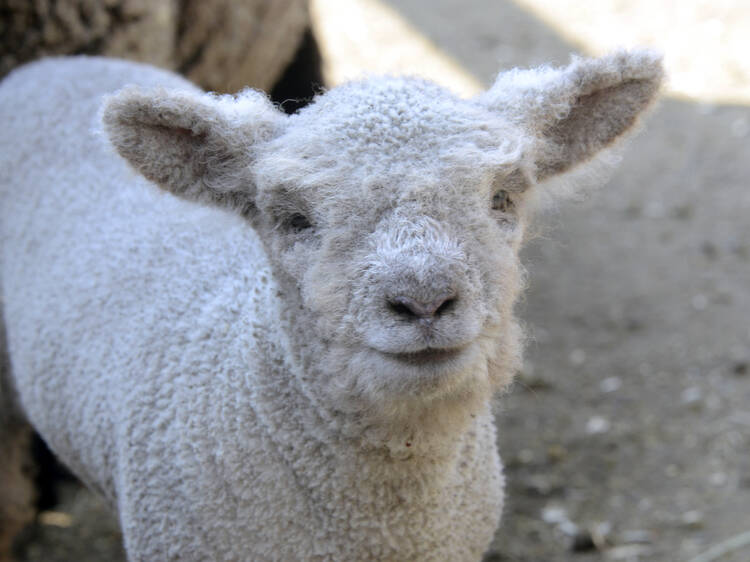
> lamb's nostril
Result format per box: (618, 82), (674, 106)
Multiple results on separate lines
(388, 297), (419, 318)
(387, 293), (457, 320)
(434, 297), (456, 316)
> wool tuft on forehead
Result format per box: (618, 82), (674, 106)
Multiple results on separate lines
(257, 76), (530, 191)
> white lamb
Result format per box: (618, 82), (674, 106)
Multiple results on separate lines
(0, 52), (662, 561)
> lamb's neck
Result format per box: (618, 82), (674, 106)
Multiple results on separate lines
(249, 299), (490, 513)
(252, 337), (493, 500)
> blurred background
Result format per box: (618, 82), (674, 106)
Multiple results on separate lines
(2, 1), (749, 560)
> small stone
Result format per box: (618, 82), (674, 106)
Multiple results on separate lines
(517, 448), (535, 464)
(591, 521), (613, 549)
(547, 444), (567, 462)
(600, 376), (622, 393)
(691, 294), (708, 310)
(541, 505), (568, 524)
(620, 529), (654, 544)
(638, 498), (653, 511)
(680, 510), (704, 529)
(541, 504), (587, 544)
(524, 474), (552, 496)
(733, 361), (748, 376)
(558, 520), (579, 537)
(644, 201), (665, 219)
(605, 544), (654, 560)
(569, 348), (586, 366)
(586, 416), (610, 435)
(681, 386), (702, 406)
(709, 471), (727, 486)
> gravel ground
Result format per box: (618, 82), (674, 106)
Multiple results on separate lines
(12, 1), (750, 560)
(488, 95), (750, 561)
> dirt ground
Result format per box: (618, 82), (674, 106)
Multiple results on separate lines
(490, 93), (750, 561)
(12, 1), (750, 561)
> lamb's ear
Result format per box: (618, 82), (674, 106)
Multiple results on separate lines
(479, 50), (664, 181)
(102, 87), (284, 210)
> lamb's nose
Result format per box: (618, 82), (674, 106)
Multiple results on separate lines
(387, 292), (457, 320)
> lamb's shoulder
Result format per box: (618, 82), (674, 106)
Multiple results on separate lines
(111, 280), (333, 560)
(0, 54), (281, 516)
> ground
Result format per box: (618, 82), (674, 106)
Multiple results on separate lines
(12, 0), (750, 561)
(490, 95), (750, 561)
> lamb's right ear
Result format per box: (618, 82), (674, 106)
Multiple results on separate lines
(479, 50), (664, 181)
(102, 87), (284, 210)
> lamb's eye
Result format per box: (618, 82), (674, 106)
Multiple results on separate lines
(492, 190), (512, 213)
(287, 213), (312, 232)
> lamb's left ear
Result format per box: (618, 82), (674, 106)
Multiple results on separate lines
(479, 50), (664, 181)
(102, 87), (284, 209)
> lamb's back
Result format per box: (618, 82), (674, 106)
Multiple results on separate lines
(0, 57), (274, 519)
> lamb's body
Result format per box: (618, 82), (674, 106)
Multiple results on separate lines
(0, 54), (662, 560)
(0, 58), (502, 560)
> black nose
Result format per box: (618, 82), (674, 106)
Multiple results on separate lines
(387, 293), (457, 320)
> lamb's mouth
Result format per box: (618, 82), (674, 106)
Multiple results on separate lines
(384, 346), (466, 365)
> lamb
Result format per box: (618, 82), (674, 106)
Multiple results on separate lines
(0, 52), (662, 561)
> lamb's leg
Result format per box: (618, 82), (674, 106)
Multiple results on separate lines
(0, 421), (35, 562)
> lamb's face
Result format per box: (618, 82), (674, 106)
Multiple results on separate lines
(251, 78), (530, 403)
(104, 50), (662, 416)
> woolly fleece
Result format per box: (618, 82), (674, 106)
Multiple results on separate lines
(0, 53), (662, 561)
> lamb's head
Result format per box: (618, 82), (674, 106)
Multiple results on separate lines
(103, 51), (662, 431)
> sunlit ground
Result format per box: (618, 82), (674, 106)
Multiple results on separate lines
(311, 0), (750, 104)
(310, 0), (482, 96)
(512, 0), (750, 104)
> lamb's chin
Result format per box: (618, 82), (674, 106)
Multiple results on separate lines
(379, 346), (471, 370)
(362, 342), (484, 399)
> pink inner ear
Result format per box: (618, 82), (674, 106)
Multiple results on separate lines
(174, 127), (193, 138)
(147, 123), (208, 146)
(171, 126), (206, 141)
(539, 77), (660, 178)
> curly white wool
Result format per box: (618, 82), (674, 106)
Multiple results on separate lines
(0, 52), (662, 560)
